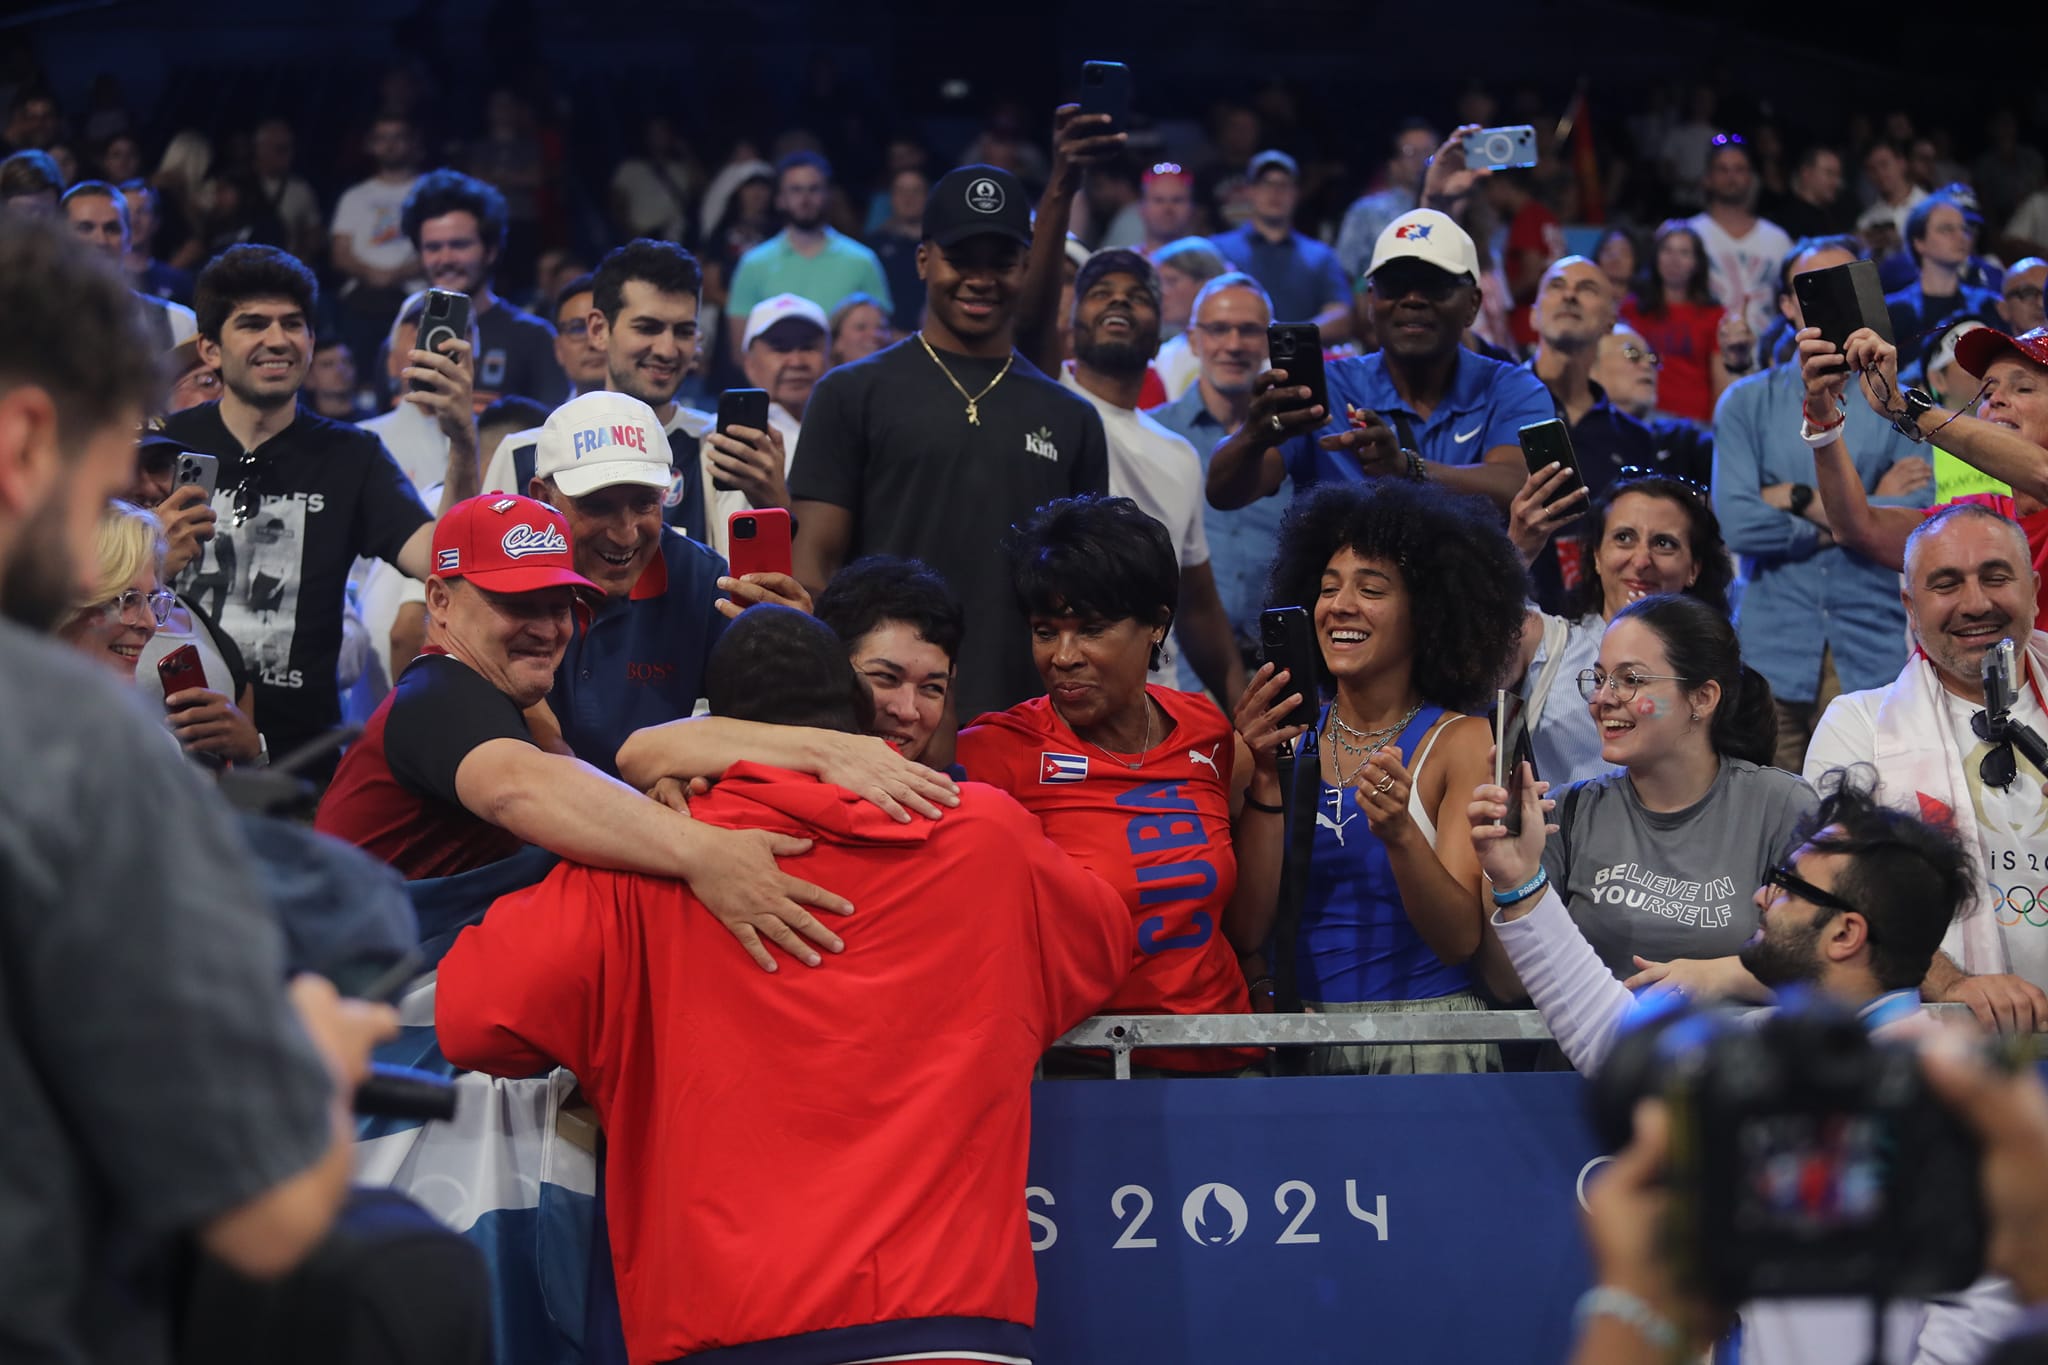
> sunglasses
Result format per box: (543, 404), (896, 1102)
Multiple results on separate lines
(1763, 863), (1861, 919)
(1369, 263), (1464, 301)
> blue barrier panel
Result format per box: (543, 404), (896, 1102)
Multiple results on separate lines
(1026, 1074), (1601, 1364)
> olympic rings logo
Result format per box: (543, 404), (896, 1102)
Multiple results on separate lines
(1990, 884), (2048, 927)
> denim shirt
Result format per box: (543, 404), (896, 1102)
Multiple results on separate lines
(1710, 364), (1933, 702)
(1148, 384), (1288, 649)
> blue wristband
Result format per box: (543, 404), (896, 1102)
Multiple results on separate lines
(1491, 867), (1548, 907)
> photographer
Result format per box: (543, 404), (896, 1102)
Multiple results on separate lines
(1471, 769), (2018, 1363)
(0, 216), (395, 1362)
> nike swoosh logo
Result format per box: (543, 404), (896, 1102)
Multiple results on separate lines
(1452, 426), (1482, 444)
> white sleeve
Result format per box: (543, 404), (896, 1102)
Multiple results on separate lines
(1491, 886), (1636, 1072)
(330, 186), (366, 242)
(1803, 691), (1879, 790)
(1910, 1277), (2021, 1365)
(165, 301), (196, 344)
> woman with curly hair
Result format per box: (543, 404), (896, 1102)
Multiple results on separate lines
(1227, 480), (1527, 1074)
(1507, 470), (1736, 785)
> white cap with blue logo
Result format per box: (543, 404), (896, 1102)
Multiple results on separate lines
(1365, 208), (1481, 284)
(533, 390), (673, 499)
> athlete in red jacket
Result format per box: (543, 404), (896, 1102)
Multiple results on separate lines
(436, 606), (1134, 1365)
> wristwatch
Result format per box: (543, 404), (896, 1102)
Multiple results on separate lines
(1889, 386), (1937, 442)
(1788, 483), (1814, 518)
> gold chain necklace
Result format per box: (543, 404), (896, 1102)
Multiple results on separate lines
(917, 332), (1014, 425)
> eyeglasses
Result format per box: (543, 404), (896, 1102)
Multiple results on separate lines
(1192, 321), (1266, 342)
(2004, 285), (2044, 305)
(558, 317), (589, 338)
(1763, 862), (1862, 919)
(102, 587), (175, 625)
(1577, 667), (1687, 702)
(1618, 342), (1661, 369)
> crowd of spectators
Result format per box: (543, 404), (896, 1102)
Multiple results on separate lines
(11, 42), (2048, 1365)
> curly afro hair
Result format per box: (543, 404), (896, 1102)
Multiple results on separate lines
(1265, 480), (1529, 713)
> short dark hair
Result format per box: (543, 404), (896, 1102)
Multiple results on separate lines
(554, 271), (596, 314)
(1904, 192), (1967, 267)
(1074, 247), (1162, 314)
(1265, 481), (1527, 713)
(58, 178), (122, 216)
(400, 168), (508, 253)
(705, 603), (874, 734)
(816, 556), (965, 664)
(1777, 234), (1865, 299)
(1609, 594), (1776, 766)
(0, 150), (62, 199)
(775, 150), (831, 187)
(1791, 143), (1840, 176)
(311, 335), (348, 356)
(1794, 767), (1973, 991)
(193, 245), (319, 341)
(0, 217), (161, 448)
(1006, 495), (1180, 670)
(478, 395), (548, 434)
(591, 239), (704, 321)
(1568, 475), (1734, 619)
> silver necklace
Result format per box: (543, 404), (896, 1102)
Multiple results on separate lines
(1060, 698), (1155, 771)
(1325, 701), (1422, 787)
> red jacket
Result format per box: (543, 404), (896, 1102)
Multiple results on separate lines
(435, 763), (1133, 1365)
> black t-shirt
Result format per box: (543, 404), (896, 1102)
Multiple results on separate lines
(314, 652), (530, 879)
(161, 402), (431, 764)
(476, 300), (569, 406)
(789, 336), (1110, 721)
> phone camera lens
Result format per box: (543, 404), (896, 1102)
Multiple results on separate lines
(733, 519), (756, 540)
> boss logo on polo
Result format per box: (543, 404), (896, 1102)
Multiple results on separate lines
(501, 523), (569, 558)
(571, 424), (650, 458)
(966, 177), (1005, 213)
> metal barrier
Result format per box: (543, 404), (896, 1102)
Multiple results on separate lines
(1053, 1004), (1988, 1077)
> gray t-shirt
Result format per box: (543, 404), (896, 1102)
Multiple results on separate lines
(0, 620), (333, 1363)
(1542, 758), (1817, 978)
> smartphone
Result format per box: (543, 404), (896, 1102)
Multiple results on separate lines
(1493, 689), (1535, 836)
(173, 451), (218, 502)
(1518, 419), (1584, 513)
(1078, 60), (1132, 136)
(158, 642), (207, 702)
(1463, 125), (1539, 172)
(1259, 606), (1320, 732)
(726, 508), (793, 603)
(1794, 260), (1894, 354)
(409, 288), (472, 392)
(1266, 323), (1329, 429)
(713, 388), (772, 493)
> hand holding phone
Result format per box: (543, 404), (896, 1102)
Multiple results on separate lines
(1266, 323), (1330, 422)
(1793, 260), (1893, 355)
(725, 509), (794, 605)
(1493, 690), (1535, 836)
(1462, 126), (1538, 172)
(410, 289), (473, 393)
(1260, 606), (1320, 732)
(1078, 60), (1132, 136)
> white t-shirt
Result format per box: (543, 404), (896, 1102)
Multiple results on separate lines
(610, 157), (692, 241)
(1806, 678), (2048, 988)
(332, 174), (422, 276)
(359, 400), (447, 494)
(1154, 332), (1200, 401)
(1856, 186), (1929, 242)
(1060, 369), (1210, 690)
(2008, 189), (2048, 252)
(1685, 211), (1794, 339)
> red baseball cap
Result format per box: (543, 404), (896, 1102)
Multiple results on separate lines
(430, 494), (600, 596)
(1954, 325), (2048, 380)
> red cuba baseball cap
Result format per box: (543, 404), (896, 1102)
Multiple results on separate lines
(1955, 325), (2048, 381)
(430, 494), (601, 597)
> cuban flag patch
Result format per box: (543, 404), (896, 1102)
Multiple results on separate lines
(435, 548), (460, 571)
(1040, 751), (1089, 784)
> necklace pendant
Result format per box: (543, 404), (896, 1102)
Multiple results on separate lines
(965, 400), (980, 425)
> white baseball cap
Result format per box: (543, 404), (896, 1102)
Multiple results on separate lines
(1365, 209), (1481, 284)
(533, 390), (672, 499)
(742, 293), (829, 349)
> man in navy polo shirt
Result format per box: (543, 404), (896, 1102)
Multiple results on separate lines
(1208, 150), (1352, 342)
(527, 389), (730, 776)
(1207, 209), (1552, 514)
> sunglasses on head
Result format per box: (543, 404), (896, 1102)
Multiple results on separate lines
(1614, 466), (1710, 501)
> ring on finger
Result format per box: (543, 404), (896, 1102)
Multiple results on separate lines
(1373, 775), (1395, 795)
(1269, 413), (1285, 435)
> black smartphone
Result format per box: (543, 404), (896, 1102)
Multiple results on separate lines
(1794, 260), (1893, 354)
(1266, 323), (1329, 428)
(1078, 60), (1132, 136)
(714, 388), (771, 492)
(1493, 689), (1535, 836)
(1259, 606), (1320, 732)
(1518, 419), (1584, 515)
(410, 288), (472, 392)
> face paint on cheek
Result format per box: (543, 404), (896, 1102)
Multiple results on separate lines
(1636, 695), (1667, 719)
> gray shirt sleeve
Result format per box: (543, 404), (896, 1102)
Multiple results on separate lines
(0, 638), (333, 1243)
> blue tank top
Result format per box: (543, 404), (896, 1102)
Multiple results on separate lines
(1297, 703), (1476, 1004)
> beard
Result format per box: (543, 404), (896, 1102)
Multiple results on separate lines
(0, 492), (81, 633)
(1738, 920), (1826, 989)
(223, 363), (299, 412)
(787, 206), (826, 232)
(1073, 326), (1159, 378)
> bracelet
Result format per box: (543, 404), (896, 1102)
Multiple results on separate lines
(1798, 415), (1845, 449)
(1802, 401), (1846, 431)
(1246, 975), (1277, 994)
(1573, 1287), (1679, 1354)
(1490, 867), (1548, 906)
(1241, 794), (1285, 814)
(1404, 448), (1428, 482)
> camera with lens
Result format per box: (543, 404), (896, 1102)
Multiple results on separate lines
(1588, 993), (1984, 1304)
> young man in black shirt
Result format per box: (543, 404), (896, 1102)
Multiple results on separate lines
(402, 168), (569, 407)
(161, 244), (480, 769)
(790, 164), (1110, 722)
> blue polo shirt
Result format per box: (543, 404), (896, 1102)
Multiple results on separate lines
(1149, 385), (1289, 647)
(1277, 347), (1555, 495)
(549, 528), (729, 777)
(1209, 223), (1351, 325)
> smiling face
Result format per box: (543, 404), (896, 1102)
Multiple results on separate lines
(1587, 616), (1712, 768)
(832, 301), (890, 365)
(1739, 836), (1855, 988)
(205, 295), (311, 411)
(417, 209), (492, 294)
(536, 479), (663, 598)
(1975, 355), (2048, 448)
(1031, 610), (1159, 734)
(918, 235), (1026, 346)
(1903, 512), (2040, 696)
(429, 577), (576, 707)
(1072, 268), (1162, 376)
(595, 279), (699, 410)
(1367, 262), (1478, 364)
(849, 620), (951, 760)
(1596, 491), (1700, 619)
(1314, 547), (1413, 688)
(1189, 284), (1271, 395)
(61, 563), (160, 677)
(742, 322), (826, 415)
